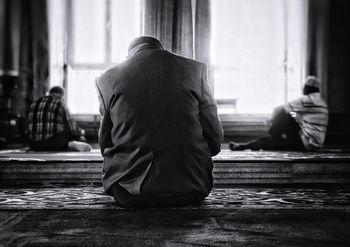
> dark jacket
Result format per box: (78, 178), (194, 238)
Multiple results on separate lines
(96, 47), (223, 200)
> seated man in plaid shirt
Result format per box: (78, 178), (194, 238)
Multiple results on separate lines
(27, 86), (92, 152)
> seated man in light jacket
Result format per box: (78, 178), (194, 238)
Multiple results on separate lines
(229, 76), (328, 151)
(96, 36), (223, 208)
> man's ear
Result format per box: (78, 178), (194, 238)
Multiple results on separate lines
(60, 94), (65, 102)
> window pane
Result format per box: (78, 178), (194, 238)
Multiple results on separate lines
(285, 0), (307, 101)
(66, 0), (142, 114)
(211, 0), (287, 114)
(48, 0), (66, 86)
(111, 0), (141, 63)
(71, 0), (106, 63)
(66, 68), (103, 114)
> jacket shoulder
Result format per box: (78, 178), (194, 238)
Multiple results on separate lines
(166, 51), (206, 68)
(96, 61), (127, 86)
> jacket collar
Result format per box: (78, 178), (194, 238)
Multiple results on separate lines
(128, 43), (163, 58)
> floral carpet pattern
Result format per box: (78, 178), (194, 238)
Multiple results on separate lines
(0, 186), (349, 210)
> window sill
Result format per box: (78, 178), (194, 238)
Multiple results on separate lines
(72, 114), (270, 142)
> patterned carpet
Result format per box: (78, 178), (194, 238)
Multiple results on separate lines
(1, 186), (349, 210)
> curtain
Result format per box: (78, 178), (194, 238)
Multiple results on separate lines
(143, 0), (193, 58)
(194, 0), (212, 91)
(0, 0), (21, 76)
(0, 0), (49, 118)
(306, 0), (330, 101)
(194, 0), (210, 67)
(143, 0), (212, 91)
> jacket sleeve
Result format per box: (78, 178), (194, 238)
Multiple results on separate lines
(96, 79), (113, 154)
(199, 64), (223, 156)
(284, 96), (305, 114)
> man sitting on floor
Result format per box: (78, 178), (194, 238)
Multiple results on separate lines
(229, 76), (329, 151)
(27, 86), (92, 152)
(96, 36), (223, 208)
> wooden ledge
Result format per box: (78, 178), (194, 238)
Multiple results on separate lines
(1, 149), (350, 185)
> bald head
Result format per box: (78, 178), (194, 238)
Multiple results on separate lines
(128, 36), (164, 58)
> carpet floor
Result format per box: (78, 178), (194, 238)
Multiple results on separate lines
(0, 186), (349, 210)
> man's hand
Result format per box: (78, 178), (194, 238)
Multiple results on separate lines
(290, 111), (302, 123)
(76, 129), (87, 142)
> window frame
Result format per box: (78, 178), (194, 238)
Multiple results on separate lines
(210, 0), (307, 115)
(66, 0), (118, 70)
(65, 0), (303, 119)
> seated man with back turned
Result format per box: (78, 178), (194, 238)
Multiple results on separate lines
(27, 86), (92, 152)
(229, 76), (329, 151)
(96, 36), (223, 208)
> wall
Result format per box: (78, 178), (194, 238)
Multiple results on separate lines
(325, 0), (350, 145)
(327, 0), (350, 114)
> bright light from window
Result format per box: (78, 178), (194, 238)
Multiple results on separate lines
(211, 0), (306, 114)
(71, 0), (106, 64)
(111, 0), (141, 63)
(66, 0), (141, 114)
(66, 68), (103, 114)
(49, 0), (305, 115)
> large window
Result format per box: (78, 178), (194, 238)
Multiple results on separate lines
(50, 0), (307, 115)
(66, 0), (141, 114)
(211, 0), (307, 114)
